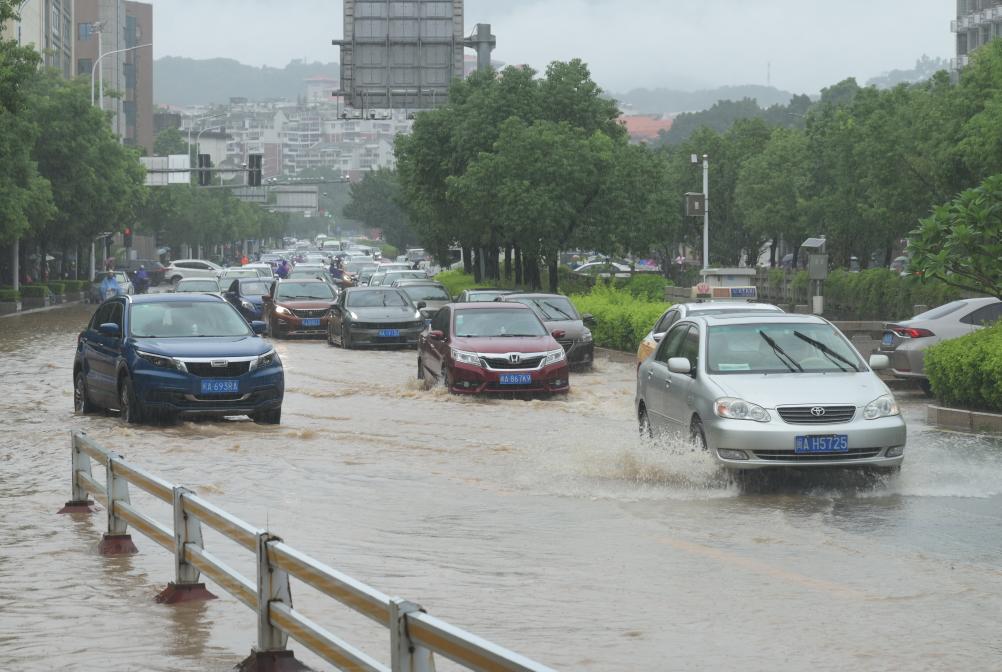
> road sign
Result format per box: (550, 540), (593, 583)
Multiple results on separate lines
(685, 192), (706, 217)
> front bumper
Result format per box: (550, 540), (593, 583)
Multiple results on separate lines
(877, 346), (927, 380)
(705, 414), (907, 470)
(448, 360), (570, 395)
(346, 325), (424, 347)
(133, 365), (284, 416)
(561, 340), (594, 368)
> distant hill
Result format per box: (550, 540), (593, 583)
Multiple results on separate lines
(866, 55), (950, 89)
(614, 85), (797, 115)
(154, 57), (339, 106)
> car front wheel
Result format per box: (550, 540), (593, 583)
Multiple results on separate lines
(74, 371), (98, 414)
(690, 418), (707, 452)
(119, 376), (145, 424)
(638, 405), (652, 438)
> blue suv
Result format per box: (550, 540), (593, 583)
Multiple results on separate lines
(222, 276), (271, 321)
(74, 293), (284, 424)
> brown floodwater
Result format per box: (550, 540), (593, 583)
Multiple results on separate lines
(1, 303), (1001, 671)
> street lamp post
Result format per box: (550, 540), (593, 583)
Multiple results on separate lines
(90, 41), (152, 110)
(702, 154), (709, 270)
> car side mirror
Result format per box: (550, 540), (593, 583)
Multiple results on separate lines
(428, 329), (444, 340)
(250, 321), (267, 335)
(653, 332), (665, 343)
(98, 322), (121, 338)
(668, 357), (692, 375)
(417, 301), (427, 309)
(583, 313), (596, 326)
(869, 354), (891, 371)
(552, 329), (567, 339)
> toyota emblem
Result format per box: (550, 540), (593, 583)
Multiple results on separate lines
(810, 407), (826, 417)
(509, 353), (521, 364)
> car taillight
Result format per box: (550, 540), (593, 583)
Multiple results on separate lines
(893, 327), (935, 338)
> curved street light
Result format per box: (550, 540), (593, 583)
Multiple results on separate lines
(90, 42), (153, 109)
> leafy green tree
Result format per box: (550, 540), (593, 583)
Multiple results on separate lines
(153, 127), (189, 156)
(343, 170), (414, 251)
(908, 174), (1002, 299)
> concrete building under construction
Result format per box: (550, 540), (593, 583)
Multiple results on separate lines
(952, 0), (1002, 69)
(334, 0), (465, 111)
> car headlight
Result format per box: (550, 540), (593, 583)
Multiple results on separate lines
(863, 394), (900, 420)
(451, 348), (483, 367)
(136, 350), (186, 373)
(581, 329), (593, 343)
(714, 397), (771, 422)
(274, 305), (292, 316)
(249, 349), (278, 371)
(543, 348), (566, 366)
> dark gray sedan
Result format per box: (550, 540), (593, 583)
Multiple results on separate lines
(395, 281), (451, 322)
(327, 287), (426, 349)
(500, 293), (595, 370)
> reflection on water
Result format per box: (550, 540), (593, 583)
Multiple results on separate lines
(1, 304), (1001, 671)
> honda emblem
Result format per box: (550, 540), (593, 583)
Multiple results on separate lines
(509, 353), (521, 364)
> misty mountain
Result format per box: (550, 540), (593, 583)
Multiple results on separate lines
(866, 55), (950, 89)
(154, 57), (339, 106)
(613, 85), (797, 115)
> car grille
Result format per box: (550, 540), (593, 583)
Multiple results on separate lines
(752, 448), (882, 462)
(777, 405), (856, 424)
(557, 339), (575, 352)
(184, 361), (251, 377)
(292, 308), (329, 318)
(354, 321), (422, 330)
(482, 355), (545, 370)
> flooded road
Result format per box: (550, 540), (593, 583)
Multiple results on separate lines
(2, 303), (1001, 671)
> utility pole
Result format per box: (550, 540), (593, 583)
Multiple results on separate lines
(702, 155), (709, 270)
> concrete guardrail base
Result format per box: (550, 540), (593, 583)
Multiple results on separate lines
(155, 582), (218, 604)
(927, 405), (1002, 433)
(235, 649), (313, 672)
(97, 533), (139, 556)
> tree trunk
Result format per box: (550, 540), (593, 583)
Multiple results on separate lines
(462, 246), (472, 275)
(504, 244), (512, 281)
(547, 255), (559, 293)
(769, 237), (778, 268)
(472, 248), (483, 283)
(514, 245), (523, 286)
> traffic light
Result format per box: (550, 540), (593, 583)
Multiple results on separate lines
(197, 154), (212, 186)
(123, 227), (133, 248)
(248, 153), (263, 187)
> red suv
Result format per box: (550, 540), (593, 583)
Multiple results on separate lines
(418, 303), (570, 395)
(262, 279), (337, 338)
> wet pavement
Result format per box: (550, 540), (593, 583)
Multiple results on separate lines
(1, 303), (1001, 671)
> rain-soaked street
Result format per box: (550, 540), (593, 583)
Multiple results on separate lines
(2, 303), (1002, 672)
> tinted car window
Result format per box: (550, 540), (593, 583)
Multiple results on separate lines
(431, 307), (450, 333)
(679, 326), (700, 373)
(91, 303), (113, 329)
(654, 310), (678, 333)
(655, 324), (688, 364)
(960, 303), (1002, 326)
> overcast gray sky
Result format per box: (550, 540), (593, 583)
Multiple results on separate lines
(149, 0), (954, 93)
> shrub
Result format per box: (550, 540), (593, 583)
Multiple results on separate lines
(570, 284), (668, 352)
(61, 280), (85, 292)
(622, 273), (671, 301)
(0, 289), (20, 302)
(43, 282), (66, 294)
(435, 269), (482, 297)
(925, 322), (1002, 411)
(21, 285), (49, 298)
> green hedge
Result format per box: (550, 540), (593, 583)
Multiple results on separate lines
(21, 285), (49, 298)
(41, 282), (66, 294)
(925, 322), (1002, 411)
(570, 285), (668, 352)
(61, 280), (86, 292)
(0, 289), (20, 301)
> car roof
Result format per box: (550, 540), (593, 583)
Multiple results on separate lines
(683, 301), (783, 314)
(276, 278), (327, 284)
(696, 313), (829, 326)
(344, 286), (405, 294)
(127, 293), (224, 304)
(503, 293), (566, 299)
(467, 288), (510, 293)
(452, 302), (531, 311)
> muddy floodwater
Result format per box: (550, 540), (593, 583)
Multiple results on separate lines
(2, 303), (1001, 671)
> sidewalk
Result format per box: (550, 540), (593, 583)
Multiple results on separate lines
(0, 299), (85, 319)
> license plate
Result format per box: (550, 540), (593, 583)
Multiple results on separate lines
(377, 329), (400, 337)
(882, 333), (893, 346)
(795, 435), (849, 453)
(200, 379), (239, 394)
(499, 373), (533, 385)
(301, 318), (321, 328)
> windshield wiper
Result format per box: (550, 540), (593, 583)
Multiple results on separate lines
(541, 301), (574, 321)
(758, 330), (802, 373)
(793, 331), (859, 372)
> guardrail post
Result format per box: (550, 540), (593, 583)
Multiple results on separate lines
(236, 531), (309, 672)
(97, 455), (138, 556)
(155, 487), (217, 604)
(58, 432), (98, 513)
(390, 598), (437, 672)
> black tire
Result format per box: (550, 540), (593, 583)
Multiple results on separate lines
(253, 407), (282, 425)
(342, 326), (353, 350)
(690, 418), (707, 452)
(417, 357), (425, 380)
(440, 365), (453, 393)
(119, 376), (145, 425)
(919, 379), (933, 397)
(74, 370), (98, 414)
(638, 405), (653, 438)
(327, 325), (336, 347)
(170, 275), (182, 287)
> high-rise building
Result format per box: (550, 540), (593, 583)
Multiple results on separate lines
(952, 0), (1002, 69)
(75, 0), (153, 151)
(334, 0), (465, 111)
(1, 0), (75, 79)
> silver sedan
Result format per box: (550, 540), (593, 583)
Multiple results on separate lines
(636, 313), (906, 471)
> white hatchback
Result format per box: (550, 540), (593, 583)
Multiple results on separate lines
(164, 259), (223, 286)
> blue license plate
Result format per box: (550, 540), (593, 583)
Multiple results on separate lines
(301, 318), (321, 328)
(795, 435), (849, 453)
(378, 329), (400, 337)
(499, 373), (533, 385)
(882, 333), (893, 346)
(200, 379), (239, 394)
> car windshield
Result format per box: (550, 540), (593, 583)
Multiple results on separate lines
(239, 281), (271, 297)
(275, 283), (334, 300)
(387, 272), (426, 281)
(467, 291), (506, 302)
(130, 301), (251, 338)
(515, 297), (579, 321)
(177, 280), (219, 292)
(707, 323), (864, 374)
(454, 309), (546, 337)
(401, 285), (450, 302)
(347, 290), (409, 307)
(911, 302), (967, 321)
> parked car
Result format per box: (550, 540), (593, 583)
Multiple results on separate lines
(395, 282), (452, 322)
(327, 287), (425, 349)
(635, 313), (905, 471)
(173, 278), (221, 294)
(116, 259), (167, 285)
(73, 293), (283, 425)
(637, 302), (785, 364)
(418, 303), (570, 395)
(455, 288), (514, 303)
(499, 293), (595, 370)
(877, 297), (1002, 394)
(262, 279), (337, 339)
(223, 277), (273, 322)
(574, 261), (632, 278)
(164, 259), (223, 286)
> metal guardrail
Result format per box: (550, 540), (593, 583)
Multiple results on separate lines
(60, 430), (556, 672)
